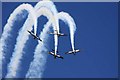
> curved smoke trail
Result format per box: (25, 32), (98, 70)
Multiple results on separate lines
(6, 1), (58, 78)
(57, 12), (76, 51)
(35, 1), (59, 55)
(5, 4), (37, 78)
(25, 2), (60, 77)
(26, 7), (55, 78)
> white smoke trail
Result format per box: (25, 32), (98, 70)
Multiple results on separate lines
(57, 12), (76, 51)
(26, 7), (55, 78)
(35, 1), (59, 55)
(0, 4), (25, 70)
(26, 21), (51, 78)
(5, 4), (37, 78)
(6, 1), (58, 78)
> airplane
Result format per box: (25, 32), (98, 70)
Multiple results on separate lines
(48, 30), (67, 37)
(65, 49), (80, 55)
(27, 30), (42, 42)
(48, 49), (64, 59)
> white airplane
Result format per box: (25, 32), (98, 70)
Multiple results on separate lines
(27, 30), (42, 42)
(65, 49), (80, 55)
(48, 30), (67, 37)
(48, 49), (64, 59)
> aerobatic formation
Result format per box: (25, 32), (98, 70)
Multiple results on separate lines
(0, 0), (80, 78)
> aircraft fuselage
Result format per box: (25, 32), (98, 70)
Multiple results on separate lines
(27, 30), (42, 41)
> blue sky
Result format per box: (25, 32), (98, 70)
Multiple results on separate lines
(2, 2), (118, 78)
